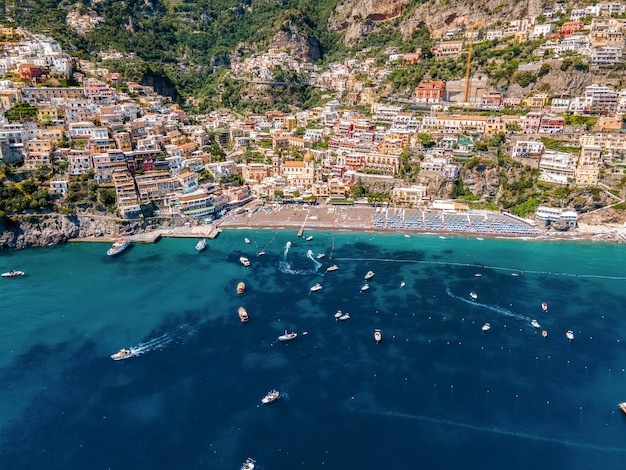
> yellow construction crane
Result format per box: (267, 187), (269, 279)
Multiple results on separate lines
(463, 19), (484, 104)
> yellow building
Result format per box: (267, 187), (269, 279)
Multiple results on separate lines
(575, 145), (602, 186)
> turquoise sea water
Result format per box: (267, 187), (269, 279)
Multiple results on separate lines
(1, 230), (626, 469)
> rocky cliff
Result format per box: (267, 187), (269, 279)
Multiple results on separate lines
(271, 29), (322, 62)
(0, 215), (157, 249)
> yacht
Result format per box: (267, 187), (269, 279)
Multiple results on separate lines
(240, 256), (251, 267)
(317, 253), (325, 259)
(364, 271), (375, 280)
(530, 319), (541, 329)
(111, 348), (134, 361)
(619, 403), (626, 416)
(482, 322), (491, 331)
(1, 270), (25, 278)
(374, 329), (382, 344)
(360, 283), (369, 292)
(541, 302), (548, 312)
(306, 236), (313, 241)
(400, 281), (405, 288)
(469, 291), (478, 300)
(310, 283), (322, 292)
(238, 306), (249, 323)
(326, 264), (339, 272)
(278, 330), (297, 341)
(237, 282), (245, 294)
(338, 312), (351, 321)
(261, 390), (280, 404)
(241, 458), (256, 470)
(334, 309), (343, 319)
(107, 238), (131, 256)
(566, 330), (574, 341)
(195, 238), (207, 252)
(244, 238), (251, 244)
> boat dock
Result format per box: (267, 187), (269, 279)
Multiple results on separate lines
(130, 224), (222, 243)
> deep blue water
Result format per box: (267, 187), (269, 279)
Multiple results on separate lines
(1, 230), (626, 469)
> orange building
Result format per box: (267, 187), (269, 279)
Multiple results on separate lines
(415, 81), (445, 104)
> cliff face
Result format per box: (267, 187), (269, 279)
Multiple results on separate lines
(0, 215), (154, 249)
(271, 29), (322, 62)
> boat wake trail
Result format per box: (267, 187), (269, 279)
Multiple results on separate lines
(446, 288), (530, 322)
(279, 241), (321, 275)
(130, 323), (199, 356)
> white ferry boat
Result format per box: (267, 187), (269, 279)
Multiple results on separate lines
(107, 238), (131, 256)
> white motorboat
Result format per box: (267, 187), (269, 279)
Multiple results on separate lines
(482, 322), (491, 331)
(111, 348), (134, 361)
(541, 302), (548, 312)
(364, 270), (375, 280)
(374, 329), (382, 343)
(326, 264), (339, 272)
(474, 273), (482, 277)
(1, 270), (25, 278)
(334, 309), (343, 319)
(469, 291), (478, 300)
(339, 312), (351, 321)
(238, 306), (249, 323)
(317, 253), (325, 259)
(566, 330), (574, 341)
(286, 241), (291, 248)
(400, 281), (406, 288)
(257, 251), (265, 256)
(237, 282), (245, 294)
(244, 238), (250, 244)
(307, 249), (313, 257)
(278, 330), (297, 341)
(261, 390), (280, 404)
(241, 458), (256, 470)
(310, 283), (322, 292)
(530, 319), (541, 329)
(240, 256), (251, 267)
(195, 238), (207, 252)
(107, 238), (131, 256)
(361, 283), (369, 292)
(306, 236), (313, 241)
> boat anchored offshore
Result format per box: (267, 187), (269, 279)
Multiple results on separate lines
(326, 264), (339, 272)
(278, 330), (297, 341)
(241, 458), (256, 470)
(334, 309), (343, 319)
(238, 306), (249, 323)
(310, 283), (322, 292)
(374, 329), (382, 343)
(261, 390), (280, 404)
(338, 312), (351, 321)
(619, 403), (626, 416)
(244, 238), (251, 244)
(1, 270), (25, 278)
(364, 270), (375, 280)
(541, 302), (548, 312)
(531, 319), (541, 329)
(317, 253), (325, 259)
(107, 238), (131, 256)
(237, 282), (246, 294)
(482, 322), (491, 331)
(566, 330), (574, 341)
(240, 256), (251, 267)
(306, 236), (313, 241)
(361, 283), (370, 292)
(400, 281), (406, 288)
(469, 291), (478, 300)
(195, 238), (207, 252)
(111, 348), (134, 361)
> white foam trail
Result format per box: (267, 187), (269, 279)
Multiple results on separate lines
(130, 323), (199, 356)
(307, 250), (322, 269)
(279, 243), (321, 275)
(446, 288), (530, 322)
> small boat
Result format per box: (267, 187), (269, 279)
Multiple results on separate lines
(195, 238), (207, 252)
(364, 271), (375, 280)
(326, 264), (339, 272)
(306, 236), (313, 241)
(361, 283), (369, 292)
(237, 282), (245, 294)
(278, 330), (297, 341)
(307, 249), (313, 257)
(244, 238), (250, 244)
(469, 291), (478, 300)
(339, 312), (350, 321)
(317, 253), (325, 259)
(541, 302), (548, 312)
(618, 402), (626, 416)
(476, 237), (484, 241)
(530, 319), (541, 329)
(310, 283), (322, 292)
(240, 256), (251, 267)
(334, 309), (343, 319)
(400, 281), (406, 288)
(238, 306), (249, 323)
(107, 238), (131, 256)
(474, 273), (482, 277)
(374, 329), (382, 343)
(1, 270), (25, 278)
(261, 390), (280, 404)
(542, 330), (548, 338)
(286, 241), (291, 248)
(511, 273), (519, 277)
(257, 251), (265, 256)
(482, 322), (491, 331)
(566, 330), (574, 341)
(241, 458), (256, 470)
(111, 348), (134, 361)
